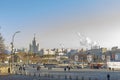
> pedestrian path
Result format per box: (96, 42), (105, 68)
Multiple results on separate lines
(0, 72), (113, 80)
(1, 65), (120, 80)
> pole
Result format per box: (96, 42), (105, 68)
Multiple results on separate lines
(11, 31), (20, 74)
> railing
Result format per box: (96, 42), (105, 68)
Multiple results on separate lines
(0, 65), (119, 80)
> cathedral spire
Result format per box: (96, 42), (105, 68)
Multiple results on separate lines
(34, 33), (36, 40)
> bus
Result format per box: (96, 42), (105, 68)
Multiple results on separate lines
(107, 61), (120, 70)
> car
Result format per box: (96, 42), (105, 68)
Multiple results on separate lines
(100, 65), (107, 69)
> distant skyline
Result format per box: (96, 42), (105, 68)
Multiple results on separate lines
(0, 0), (120, 49)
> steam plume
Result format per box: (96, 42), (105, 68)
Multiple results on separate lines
(77, 32), (99, 48)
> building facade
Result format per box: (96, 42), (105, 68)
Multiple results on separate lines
(29, 35), (39, 54)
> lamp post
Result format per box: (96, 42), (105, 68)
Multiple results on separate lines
(11, 31), (20, 74)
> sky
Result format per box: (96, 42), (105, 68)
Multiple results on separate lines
(0, 0), (120, 50)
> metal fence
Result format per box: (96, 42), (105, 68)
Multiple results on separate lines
(0, 71), (118, 80)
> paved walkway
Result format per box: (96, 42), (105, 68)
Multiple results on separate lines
(0, 65), (119, 80)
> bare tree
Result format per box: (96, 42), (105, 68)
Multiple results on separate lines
(0, 33), (5, 53)
(0, 32), (5, 63)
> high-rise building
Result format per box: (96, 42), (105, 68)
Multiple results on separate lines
(29, 34), (39, 54)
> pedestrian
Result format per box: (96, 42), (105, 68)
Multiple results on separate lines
(23, 67), (25, 71)
(107, 74), (110, 80)
(68, 66), (70, 71)
(37, 66), (41, 71)
(37, 66), (39, 71)
(19, 66), (21, 71)
(19, 66), (22, 74)
(8, 67), (10, 74)
(64, 67), (66, 71)
(19, 66), (22, 71)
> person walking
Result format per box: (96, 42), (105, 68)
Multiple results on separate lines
(68, 66), (70, 71)
(64, 67), (66, 71)
(107, 74), (110, 80)
(8, 67), (10, 74)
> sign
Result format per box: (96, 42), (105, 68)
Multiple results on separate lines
(115, 55), (118, 60)
(74, 55), (78, 61)
(87, 55), (92, 63)
(101, 55), (105, 61)
(115, 53), (120, 60)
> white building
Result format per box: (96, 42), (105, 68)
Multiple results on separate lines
(41, 49), (55, 55)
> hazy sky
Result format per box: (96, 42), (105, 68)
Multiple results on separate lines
(0, 0), (120, 49)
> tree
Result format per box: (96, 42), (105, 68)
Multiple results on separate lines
(0, 32), (5, 63)
(0, 33), (5, 54)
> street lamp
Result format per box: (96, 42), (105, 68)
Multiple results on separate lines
(11, 31), (20, 74)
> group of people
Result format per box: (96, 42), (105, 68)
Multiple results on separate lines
(64, 66), (71, 71)
(18, 65), (26, 74)
(19, 66), (25, 71)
